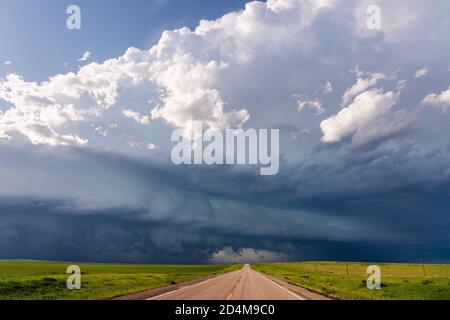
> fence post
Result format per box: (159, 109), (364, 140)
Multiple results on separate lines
(420, 257), (427, 278)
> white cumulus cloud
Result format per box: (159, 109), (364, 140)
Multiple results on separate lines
(321, 89), (412, 146)
(423, 85), (450, 112)
(78, 51), (92, 62)
(295, 95), (324, 115)
(122, 109), (151, 125)
(0, 0), (447, 150)
(342, 72), (386, 106)
(414, 67), (429, 78)
(323, 81), (333, 94)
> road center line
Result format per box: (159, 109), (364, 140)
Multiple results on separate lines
(225, 269), (245, 300)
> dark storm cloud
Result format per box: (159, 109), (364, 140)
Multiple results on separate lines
(1, 139), (450, 263)
(2, 201), (448, 263)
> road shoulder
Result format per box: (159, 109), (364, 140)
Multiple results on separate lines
(259, 272), (334, 300)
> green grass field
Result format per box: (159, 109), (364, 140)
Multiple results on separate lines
(252, 262), (450, 300)
(0, 260), (240, 300)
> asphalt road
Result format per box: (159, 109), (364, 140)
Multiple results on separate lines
(149, 264), (307, 300)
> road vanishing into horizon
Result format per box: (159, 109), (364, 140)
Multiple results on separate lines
(148, 264), (327, 300)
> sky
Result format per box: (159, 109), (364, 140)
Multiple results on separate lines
(0, 0), (450, 263)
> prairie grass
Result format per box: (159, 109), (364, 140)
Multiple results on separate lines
(252, 262), (450, 300)
(0, 260), (240, 300)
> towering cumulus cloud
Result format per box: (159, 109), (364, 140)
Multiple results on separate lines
(0, 0), (450, 262)
(0, 0), (357, 146)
